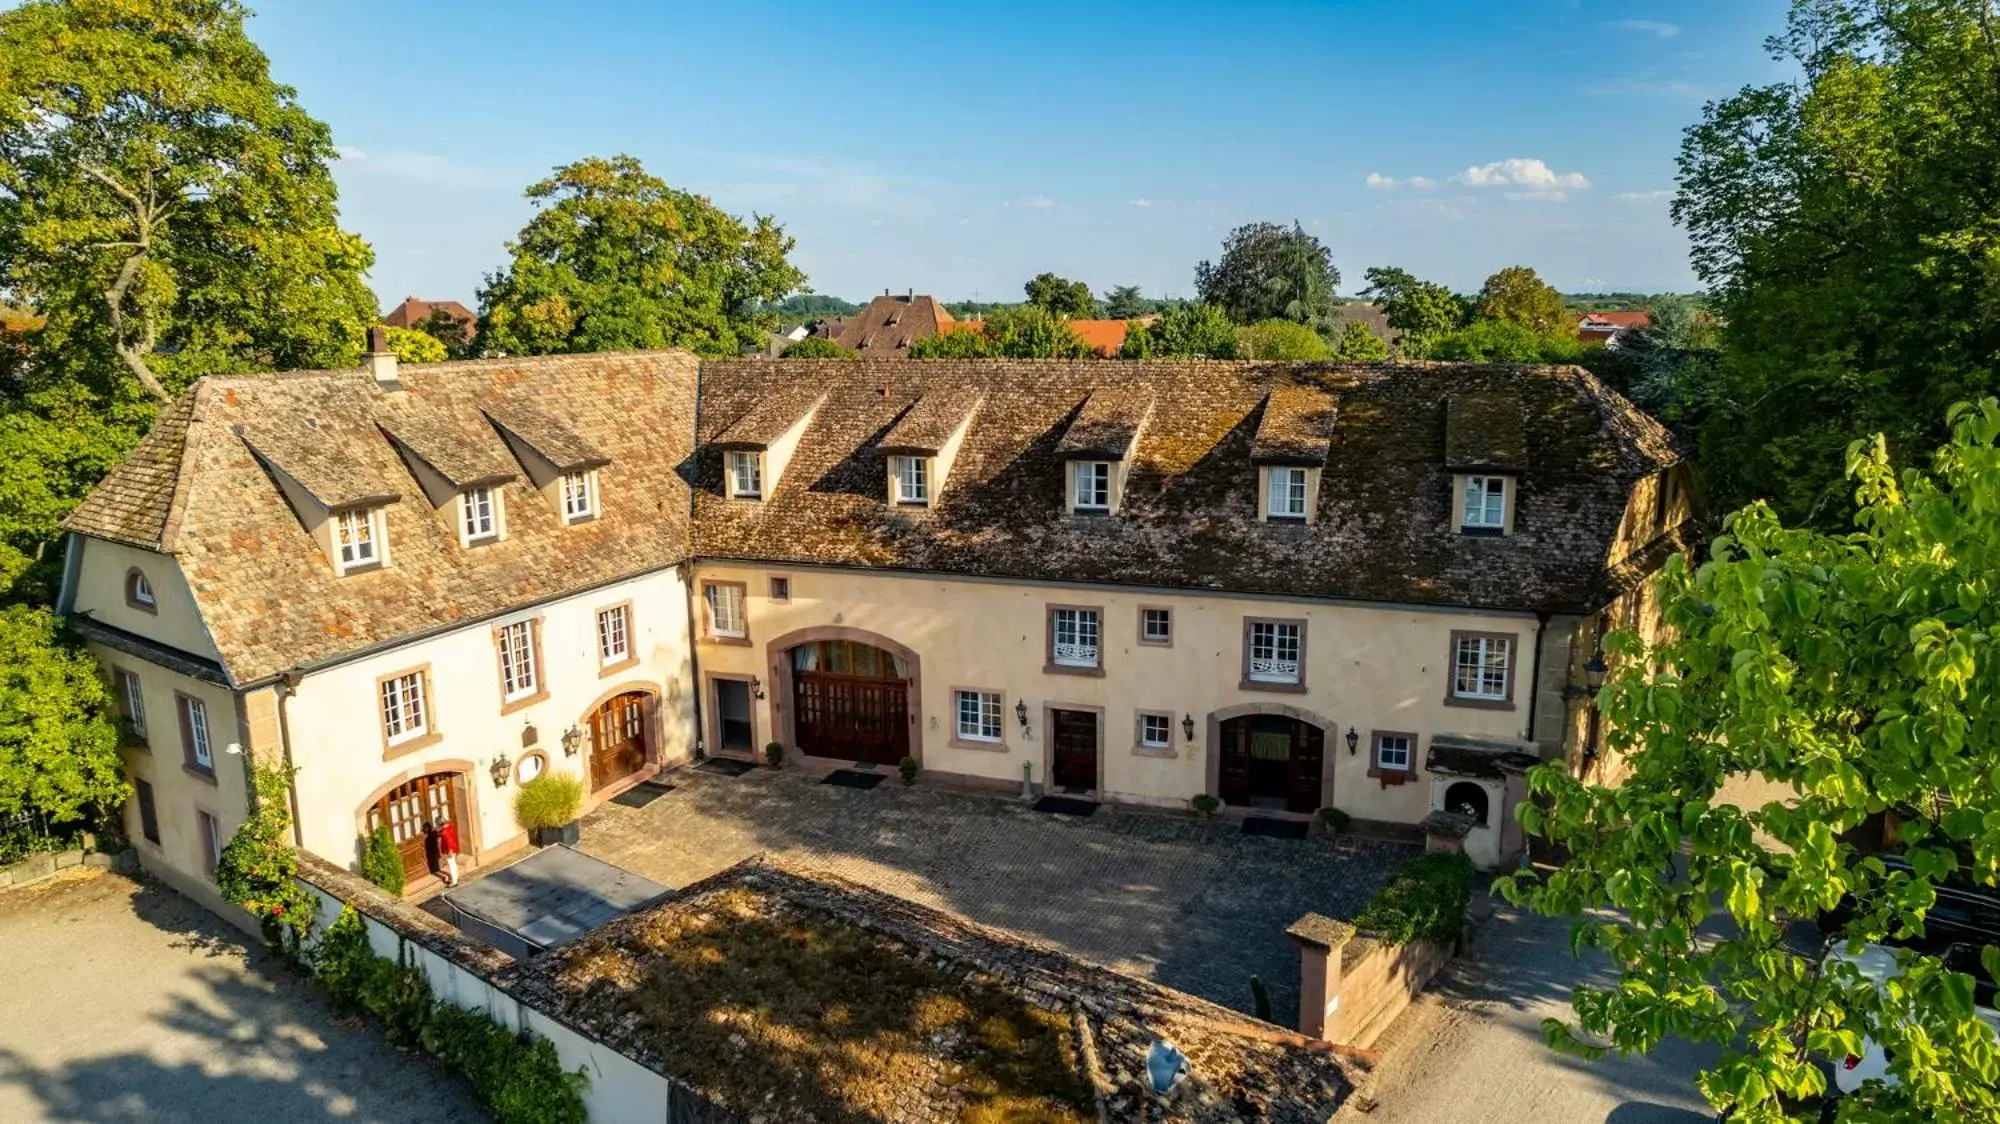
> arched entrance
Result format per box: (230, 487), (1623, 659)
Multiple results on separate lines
(366, 771), (465, 886)
(588, 691), (651, 791)
(1217, 714), (1326, 813)
(788, 637), (911, 766)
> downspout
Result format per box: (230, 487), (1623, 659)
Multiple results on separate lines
(276, 670), (304, 847)
(683, 561), (706, 760)
(1525, 611), (1549, 750)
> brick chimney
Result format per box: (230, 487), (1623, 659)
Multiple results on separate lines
(363, 326), (400, 390)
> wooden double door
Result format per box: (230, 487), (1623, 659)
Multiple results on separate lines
(1218, 715), (1325, 814)
(1050, 709), (1099, 791)
(794, 670), (909, 766)
(368, 772), (464, 885)
(589, 692), (650, 791)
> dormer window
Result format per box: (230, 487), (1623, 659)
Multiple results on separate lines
(728, 451), (763, 500)
(1073, 462), (1111, 512)
(560, 470), (597, 523)
(460, 486), (497, 544)
(125, 569), (157, 613)
(893, 455), (929, 505)
(1460, 475), (1509, 534)
(1266, 467), (1310, 521)
(334, 507), (384, 574)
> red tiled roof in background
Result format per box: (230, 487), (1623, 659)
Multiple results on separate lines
(1575, 310), (1651, 340)
(959, 318), (1131, 357)
(384, 297), (478, 337)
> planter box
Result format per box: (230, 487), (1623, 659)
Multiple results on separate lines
(530, 822), (580, 848)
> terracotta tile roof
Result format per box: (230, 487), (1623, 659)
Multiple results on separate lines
(693, 359), (1680, 614)
(480, 399), (610, 471)
(383, 296), (476, 333)
(878, 387), (983, 454)
(1055, 386), (1154, 460)
(1444, 392), (1527, 470)
(959, 318), (1134, 357)
(377, 404), (520, 488)
(829, 294), (955, 355)
(1576, 311), (1651, 340)
(710, 384), (826, 449)
(1249, 386), (1338, 465)
(67, 352), (698, 685)
(240, 421), (404, 510)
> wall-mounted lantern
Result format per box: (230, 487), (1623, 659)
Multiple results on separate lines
(1585, 653), (1608, 692)
(1015, 699), (1029, 730)
(1181, 714), (1195, 743)
(561, 724), (583, 757)
(1345, 726), (1360, 756)
(490, 753), (512, 788)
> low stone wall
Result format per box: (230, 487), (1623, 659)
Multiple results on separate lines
(1320, 935), (1454, 1049)
(0, 846), (134, 890)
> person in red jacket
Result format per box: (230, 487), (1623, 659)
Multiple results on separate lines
(434, 814), (460, 886)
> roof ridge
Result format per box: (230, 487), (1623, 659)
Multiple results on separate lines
(193, 348), (702, 388)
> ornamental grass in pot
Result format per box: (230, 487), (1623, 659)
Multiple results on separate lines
(515, 773), (585, 847)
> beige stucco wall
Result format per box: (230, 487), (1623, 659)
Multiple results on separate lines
(71, 537), (223, 661)
(693, 563), (1543, 823)
(281, 566), (695, 871)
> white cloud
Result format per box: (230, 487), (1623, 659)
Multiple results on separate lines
(1365, 172), (1398, 189)
(1613, 189), (1673, 203)
(1129, 198), (1154, 208)
(1454, 157), (1591, 190)
(1504, 190), (1570, 203)
(1608, 18), (1679, 37)
(1408, 175), (1439, 189)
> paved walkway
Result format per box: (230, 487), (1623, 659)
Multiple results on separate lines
(579, 763), (1414, 1023)
(0, 870), (480, 1124)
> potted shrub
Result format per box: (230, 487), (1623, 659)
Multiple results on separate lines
(514, 773), (585, 847)
(1190, 793), (1221, 819)
(764, 741), (785, 768)
(1319, 806), (1351, 835)
(362, 824), (405, 896)
(899, 755), (919, 786)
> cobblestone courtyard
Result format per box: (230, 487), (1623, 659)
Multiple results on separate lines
(578, 763), (1415, 1023)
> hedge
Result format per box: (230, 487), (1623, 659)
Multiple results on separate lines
(1351, 852), (1474, 946)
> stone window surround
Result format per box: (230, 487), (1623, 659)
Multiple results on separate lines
(1041, 701), (1106, 794)
(196, 805), (222, 880)
(113, 665), (149, 748)
(1137, 605), (1173, 647)
(764, 625), (923, 770)
(1044, 603), (1106, 677)
(124, 567), (158, 614)
(1239, 616), (1308, 694)
(491, 617), (549, 716)
(768, 575), (792, 603)
(1134, 708), (1177, 758)
(701, 580), (751, 646)
(377, 662), (442, 760)
(704, 671), (760, 756)
(595, 599), (639, 677)
(1444, 629), (1518, 710)
(1201, 701), (1339, 808)
(175, 690), (216, 783)
(134, 775), (160, 846)
(1368, 728), (1419, 782)
(351, 761), (488, 868)
(948, 686), (1008, 751)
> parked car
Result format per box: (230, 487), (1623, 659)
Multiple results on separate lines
(1820, 855), (2000, 954)
(1824, 942), (2000, 1099)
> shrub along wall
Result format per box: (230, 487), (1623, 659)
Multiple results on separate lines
(1317, 852), (1474, 1049)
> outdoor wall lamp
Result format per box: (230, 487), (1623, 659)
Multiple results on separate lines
(560, 724), (582, 757)
(1181, 714), (1195, 742)
(1345, 726), (1360, 756)
(1015, 699), (1029, 729)
(750, 676), (766, 701)
(1585, 654), (1608, 691)
(489, 753), (512, 788)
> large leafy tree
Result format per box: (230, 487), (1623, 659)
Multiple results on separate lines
(1234, 319), (1329, 360)
(1474, 266), (1568, 335)
(478, 155), (805, 358)
(1024, 272), (1097, 319)
(1503, 399), (2000, 1122)
(1674, 0), (2000, 525)
(908, 306), (1089, 359)
(1194, 221), (1339, 327)
(1119, 303), (1237, 359)
(1361, 266), (1466, 348)
(1101, 284), (1151, 320)
(0, 605), (123, 852)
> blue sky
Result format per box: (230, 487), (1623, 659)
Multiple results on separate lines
(248, 0), (1792, 309)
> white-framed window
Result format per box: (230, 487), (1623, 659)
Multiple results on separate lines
(1140, 713), (1172, 749)
(560, 470), (596, 523)
(198, 809), (222, 878)
(955, 690), (1002, 742)
(460, 486), (496, 542)
(335, 507), (381, 571)
(117, 669), (147, 739)
(1462, 475), (1508, 530)
(380, 671), (429, 745)
(1266, 466), (1309, 520)
(1050, 607), (1100, 668)
(178, 694), (212, 770)
(1248, 621), (1302, 683)
(728, 451), (763, 499)
(1453, 634), (1512, 701)
(706, 583), (746, 639)
(1141, 608), (1172, 645)
(498, 620), (539, 700)
(894, 456), (929, 505)
(598, 604), (631, 664)
(1073, 461), (1111, 511)
(126, 569), (156, 610)
(1375, 733), (1413, 772)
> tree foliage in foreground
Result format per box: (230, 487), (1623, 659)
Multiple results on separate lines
(1119, 303), (1237, 359)
(478, 155), (804, 358)
(0, 606), (123, 845)
(1502, 399), (2000, 1122)
(1234, 318), (1329, 360)
(780, 336), (852, 359)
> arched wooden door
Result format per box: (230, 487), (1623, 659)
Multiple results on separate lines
(790, 639), (910, 766)
(1217, 715), (1325, 814)
(367, 772), (462, 885)
(589, 692), (650, 791)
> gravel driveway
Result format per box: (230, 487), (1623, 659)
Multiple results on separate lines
(0, 870), (481, 1123)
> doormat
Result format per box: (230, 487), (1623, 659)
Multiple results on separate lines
(696, 757), (757, 777)
(610, 781), (675, 809)
(1031, 795), (1100, 818)
(822, 769), (885, 790)
(1241, 816), (1309, 840)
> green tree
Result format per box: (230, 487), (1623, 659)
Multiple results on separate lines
(1235, 319), (1330, 360)
(908, 327), (992, 359)
(780, 336), (852, 359)
(1361, 266), (1467, 347)
(411, 306), (473, 358)
(1474, 266), (1568, 334)
(1329, 320), (1391, 361)
(1623, 296), (1723, 423)
(1673, 0), (2000, 525)
(1422, 319), (1588, 364)
(1502, 399), (2000, 1122)
(0, 0), (378, 403)
(477, 155), (805, 358)
(374, 326), (447, 365)
(1120, 303), (1237, 359)
(1101, 284), (1150, 320)
(0, 606), (123, 850)
(1024, 272), (1097, 319)
(1194, 221), (1339, 326)
(217, 765), (316, 947)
